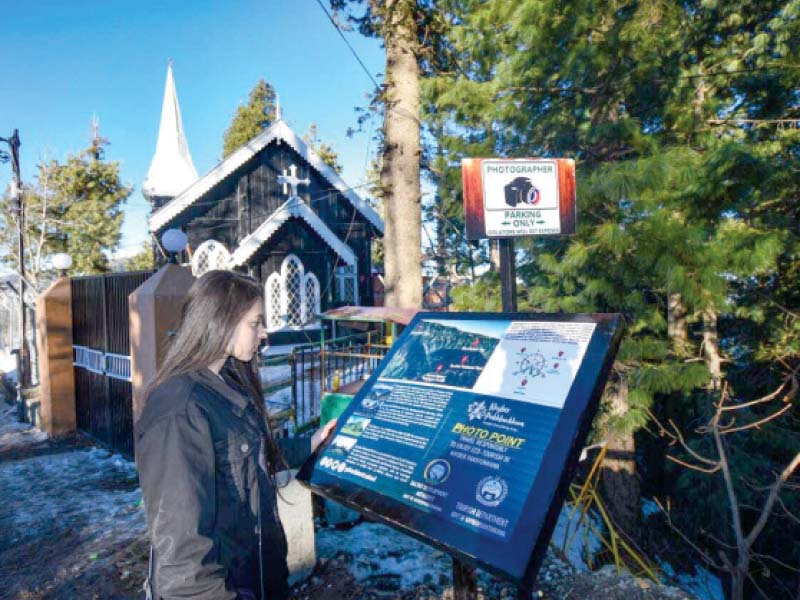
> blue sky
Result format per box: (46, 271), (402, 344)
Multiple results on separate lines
(0, 0), (384, 255)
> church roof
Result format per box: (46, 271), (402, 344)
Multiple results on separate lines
(229, 196), (356, 268)
(148, 119), (384, 234)
(143, 63), (198, 199)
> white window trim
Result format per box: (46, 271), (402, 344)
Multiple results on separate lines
(191, 239), (231, 276)
(264, 254), (322, 332)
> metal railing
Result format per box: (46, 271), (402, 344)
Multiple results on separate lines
(286, 331), (388, 434)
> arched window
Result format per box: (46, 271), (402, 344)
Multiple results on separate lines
(191, 240), (231, 276)
(303, 273), (321, 324)
(263, 254), (321, 332)
(265, 273), (283, 331)
(282, 255), (303, 327)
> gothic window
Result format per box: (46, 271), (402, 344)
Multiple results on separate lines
(264, 254), (321, 332)
(335, 264), (358, 305)
(283, 255), (303, 327)
(265, 273), (283, 331)
(191, 240), (231, 276)
(303, 273), (321, 324)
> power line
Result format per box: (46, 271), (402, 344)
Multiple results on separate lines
(313, 0), (381, 91)
(312, 0), (421, 126)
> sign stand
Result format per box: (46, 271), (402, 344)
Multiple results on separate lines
(499, 238), (517, 313)
(453, 560), (478, 600)
(452, 237), (521, 600)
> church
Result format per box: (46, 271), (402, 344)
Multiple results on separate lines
(142, 64), (383, 344)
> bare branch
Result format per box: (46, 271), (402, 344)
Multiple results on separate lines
(719, 404), (792, 435)
(751, 552), (800, 574)
(745, 452), (800, 548)
(653, 497), (722, 570)
(713, 414), (746, 552)
(666, 454), (721, 474)
(774, 495), (800, 526)
(720, 377), (795, 412)
(645, 408), (718, 465)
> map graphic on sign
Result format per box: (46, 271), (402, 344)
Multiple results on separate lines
(473, 321), (596, 408)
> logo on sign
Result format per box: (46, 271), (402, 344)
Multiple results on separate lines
(468, 401), (488, 421)
(467, 400), (525, 428)
(504, 177), (540, 207)
(476, 476), (508, 507)
(424, 459), (452, 485)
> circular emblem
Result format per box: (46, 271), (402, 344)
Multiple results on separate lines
(476, 476), (508, 507)
(423, 459), (451, 485)
(526, 185), (541, 205)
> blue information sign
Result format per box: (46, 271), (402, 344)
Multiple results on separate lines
(298, 312), (623, 586)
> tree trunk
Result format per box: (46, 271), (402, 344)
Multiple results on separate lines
(381, 0), (422, 308)
(489, 240), (500, 272)
(600, 373), (641, 539)
(667, 292), (688, 355)
(703, 308), (722, 390)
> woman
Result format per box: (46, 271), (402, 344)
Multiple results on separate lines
(135, 271), (334, 600)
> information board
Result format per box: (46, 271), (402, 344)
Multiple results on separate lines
(462, 158), (576, 239)
(297, 312), (623, 586)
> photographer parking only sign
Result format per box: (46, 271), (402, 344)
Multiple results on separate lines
(462, 158), (576, 240)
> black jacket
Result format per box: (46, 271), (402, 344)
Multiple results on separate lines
(135, 368), (289, 600)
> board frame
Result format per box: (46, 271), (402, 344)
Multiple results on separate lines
(297, 311), (623, 588)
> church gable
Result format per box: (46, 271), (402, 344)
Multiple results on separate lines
(148, 119), (383, 236)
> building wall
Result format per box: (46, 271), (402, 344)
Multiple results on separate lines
(169, 141), (375, 305)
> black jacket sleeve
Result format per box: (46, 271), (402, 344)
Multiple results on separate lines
(137, 399), (237, 599)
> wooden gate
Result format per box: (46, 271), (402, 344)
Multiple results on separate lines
(71, 271), (152, 458)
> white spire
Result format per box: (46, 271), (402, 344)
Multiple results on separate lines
(275, 93), (282, 121)
(143, 61), (198, 200)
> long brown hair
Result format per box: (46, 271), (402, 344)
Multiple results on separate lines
(147, 270), (285, 473)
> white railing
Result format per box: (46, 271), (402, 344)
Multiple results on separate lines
(73, 345), (132, 381)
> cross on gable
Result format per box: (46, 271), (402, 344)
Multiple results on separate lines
(277, 164), (311, 198)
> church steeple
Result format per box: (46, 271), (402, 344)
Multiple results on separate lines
(143, 61), (198, 206)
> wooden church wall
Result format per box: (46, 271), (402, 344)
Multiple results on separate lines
(248, 220), (335, 307)
(173, 139), (377, 305)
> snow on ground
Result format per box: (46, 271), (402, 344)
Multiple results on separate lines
(0, 445), (144, 552)
(0, 402), (148, 598)
(317, 521), (452, 590)
(549, 502), (604, 571)
(0, 401), (48, 444)
(260, 362), (293, 388)
(660, 562), (724, 600)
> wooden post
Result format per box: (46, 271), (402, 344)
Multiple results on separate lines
(499, 238), (517, 312)
(35, 277), (76, 436)
(129, 264), (195, 425)
(453, 558), (478, 600)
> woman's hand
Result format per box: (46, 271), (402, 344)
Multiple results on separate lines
(311, 418), (338, 453)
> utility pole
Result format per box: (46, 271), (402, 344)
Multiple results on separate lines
(0, 129), (30, 420)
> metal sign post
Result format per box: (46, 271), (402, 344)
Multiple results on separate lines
(499, 238), (517, 313)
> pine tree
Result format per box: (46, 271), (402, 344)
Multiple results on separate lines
(0, 140), (130, 285)
(303, 123), (343, 173)
(222, 79), (277, 158)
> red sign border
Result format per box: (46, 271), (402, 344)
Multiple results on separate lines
(462, 158), (576, 240)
